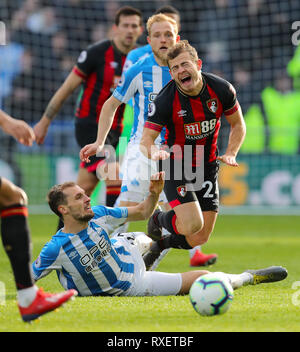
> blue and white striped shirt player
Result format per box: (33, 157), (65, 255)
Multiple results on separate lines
(122, 44), (153, 108)
(122, 43), (152, 74)
(113, 52), (171, 145)
(31, 205), (140, 297)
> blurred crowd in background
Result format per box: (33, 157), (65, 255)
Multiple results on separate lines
(1, 0), (300, 155)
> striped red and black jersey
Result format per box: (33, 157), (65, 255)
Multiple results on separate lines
(145, 72), (240, 166)
(73, 39), (127, 135)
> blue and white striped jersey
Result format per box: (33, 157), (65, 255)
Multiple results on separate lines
(123, 44), (152, 73)
(32, 205), (136, 297)
(113, 52), (171, 145)
(122, 44), (153, 108)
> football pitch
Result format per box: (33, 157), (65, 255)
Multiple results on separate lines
(0, 214), (300, 332)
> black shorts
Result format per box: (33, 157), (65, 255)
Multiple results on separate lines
(160, 160), (219, 212)
(75, 123), (120, 174)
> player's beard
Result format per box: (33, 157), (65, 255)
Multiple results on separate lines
(76, 214), (94, 222)
(71, 209), (94, 223)
(152, 48), (168, 66)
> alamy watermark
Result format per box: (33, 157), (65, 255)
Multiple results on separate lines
(0, 21), (6, 45)
(291, 21), (300, 46)
(95, 138), (204, 192)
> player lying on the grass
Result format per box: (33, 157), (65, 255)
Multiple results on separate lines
(0, 109), (77, 323)
(32, 172), (288, 297)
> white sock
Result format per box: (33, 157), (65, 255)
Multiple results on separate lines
(17, 285), (38, 307)
(189, 245), (201, 258)
(220, 272), (253, 290)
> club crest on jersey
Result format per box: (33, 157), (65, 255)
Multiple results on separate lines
(177, 185), (187, 197)
(206, 98), (218, 113)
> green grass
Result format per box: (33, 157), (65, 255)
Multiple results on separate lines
(0, 214), (300, 332)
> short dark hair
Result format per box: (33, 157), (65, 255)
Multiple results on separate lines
(114, 6), (143, 26)
(47, 182), (76, 218)
(167, 40), (199, 66)
(154, 5), (180, 17)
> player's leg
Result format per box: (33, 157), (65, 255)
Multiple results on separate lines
(141, 270), (209, 296)
(101, 130), (122, 206)
(146, 177), (204, 247)
(188, 211), (218, 266)
(142, 266), (288, 296)
(75, 123), (102, 197)
(171, 202), (205, 238)
(121, 232), (287, 297)
(151, 162), (205, 236)
(143, 198), (203, 270)
(105, 179), (122, 207)
(97, 160), (122, 207)
(127, 269), (241, 296)
(151, 175), (218, 243)
(188, 165), (220, 264)
(0, 177), (34, 294)
(146, 165), (219, 264)
(149, 201), (172, 271)
(179, 270), (210, 294)
(184, 210), (218, 248)
(213, 266), (288, 289)
(0, 177), (77, 322)
(144, 206), (217, 269)
(77, 166), (99, 197)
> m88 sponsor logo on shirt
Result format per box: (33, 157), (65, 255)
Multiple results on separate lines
(184, 119), (217, 140)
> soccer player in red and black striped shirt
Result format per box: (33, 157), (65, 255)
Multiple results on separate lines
(34, 7), (143, 216)
(140, 40), (246, 260)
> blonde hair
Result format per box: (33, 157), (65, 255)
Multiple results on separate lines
(146, 13), (178, 36)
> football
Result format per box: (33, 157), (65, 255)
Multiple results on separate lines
(189, 273), (234, 316)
